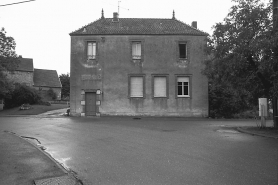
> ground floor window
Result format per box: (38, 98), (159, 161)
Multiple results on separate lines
(177, 76), (190, 97)
(153, 75), (168, 98)
(129, 75), (145, 98)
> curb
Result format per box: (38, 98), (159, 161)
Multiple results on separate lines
(236, 127), (278, 139)
(4, 131), (83, 184)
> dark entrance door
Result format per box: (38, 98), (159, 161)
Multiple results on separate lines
(85, 92), (96, 116)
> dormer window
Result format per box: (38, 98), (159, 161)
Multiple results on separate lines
(87, 41), (96, 60)
(132, 42), (141, 60)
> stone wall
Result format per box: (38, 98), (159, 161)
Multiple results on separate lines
(33, 86), (61, 101)
(5, 71), (33, 86)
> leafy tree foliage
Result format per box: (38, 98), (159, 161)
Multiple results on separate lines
(0, 28), (19, 99)
(5, 84), (41, 108)
(203, 0), (278, 118)
(59, 73), (70, 99)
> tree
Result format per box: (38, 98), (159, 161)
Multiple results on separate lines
(203, 0), (278, 118)
(5, 84), (41, 108)
(0, 28), (19, 99)
(59, 73), (70, 99)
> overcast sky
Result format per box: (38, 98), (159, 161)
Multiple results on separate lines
(0, 0), (235, 75)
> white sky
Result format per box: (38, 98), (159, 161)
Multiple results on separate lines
(0, 0), (235, 75)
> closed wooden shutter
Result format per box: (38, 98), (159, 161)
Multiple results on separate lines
(154, 77), (166, 97)
(130, 77), (143, 97)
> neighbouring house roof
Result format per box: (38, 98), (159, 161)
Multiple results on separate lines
(16, 58), (34, 72)
(33, 69), (62, 88)
(70, 17), (208, 36)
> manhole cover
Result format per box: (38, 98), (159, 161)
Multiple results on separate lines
(34, 175), (77, 185)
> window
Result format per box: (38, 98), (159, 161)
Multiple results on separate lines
(153, 76), (168, 98)
(129, 76), (144, 98)
(87, 41), (96, 60)
(177, 76), (190, 97)
(132, 42), (141, 60)
(179, 43), (187, 59)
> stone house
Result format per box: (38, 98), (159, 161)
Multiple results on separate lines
(69, 11), (208, 117)
(33, 69), (62, 100)
(5, 58), (34, 87)
(6, 57), (62, 100)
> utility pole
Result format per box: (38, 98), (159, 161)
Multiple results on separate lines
(273, 0), (278, 128)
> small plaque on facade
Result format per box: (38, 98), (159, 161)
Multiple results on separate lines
(81, 74), (102, 81)
(96, 100), (101, 105)
(96, 90), (101, 95)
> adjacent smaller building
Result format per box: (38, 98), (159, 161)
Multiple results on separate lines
(33, 68), (62, 100)
(6, 57), (62, 100)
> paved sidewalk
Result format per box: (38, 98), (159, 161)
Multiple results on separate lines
(237, 126), (278, 139)
(0, 131), (81, 185)
(35, 108), (69, 117)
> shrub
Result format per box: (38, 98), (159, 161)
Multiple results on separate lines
(5, 84), (41, 108)
(47, 88), (57, 100)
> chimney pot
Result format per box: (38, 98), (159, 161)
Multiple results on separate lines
(113, 12), (119, 22)
(191, 21), (197, 29)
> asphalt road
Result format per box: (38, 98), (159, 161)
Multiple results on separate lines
(0, 116), (277, 185)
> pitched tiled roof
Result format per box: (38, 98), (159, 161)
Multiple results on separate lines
(16, 58), (34, 72)
(70, 18), (208, 36)
(33, 69), (62, 88)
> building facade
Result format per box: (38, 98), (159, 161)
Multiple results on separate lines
(70, 11), (208, 117)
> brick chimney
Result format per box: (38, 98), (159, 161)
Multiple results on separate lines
(113, 12), (119, 22)
(191, 21), (197, 29)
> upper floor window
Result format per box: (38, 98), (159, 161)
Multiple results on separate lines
(87, 41), (96, 60)
(179, 43), (187, 59)
(132, 42), (141, 60)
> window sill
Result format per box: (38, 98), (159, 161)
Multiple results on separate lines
(129, 97), (145, 99)
(176, 96), (190, 98)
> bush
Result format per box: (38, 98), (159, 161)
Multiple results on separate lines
(5, 84), (41, 108)
(47, 88), (57, 100)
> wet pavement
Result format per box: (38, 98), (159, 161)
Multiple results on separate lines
(0, 116), (277, 185)
(0, 131), (80, 185)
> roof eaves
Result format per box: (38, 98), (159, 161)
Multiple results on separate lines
(70, 33), (208, 36)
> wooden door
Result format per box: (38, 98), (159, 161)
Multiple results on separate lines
(85, 92), (96, 116)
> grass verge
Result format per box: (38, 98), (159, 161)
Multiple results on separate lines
(0, 104), (68, 115)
